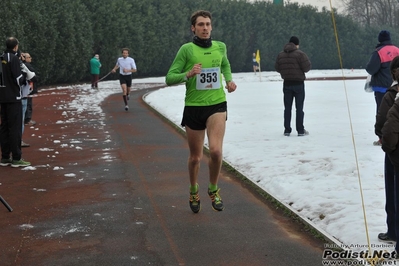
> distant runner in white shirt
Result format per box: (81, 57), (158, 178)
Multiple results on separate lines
(111, 48), (137, 111)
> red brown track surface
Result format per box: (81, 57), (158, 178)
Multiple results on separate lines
(0, 83), (327, 266)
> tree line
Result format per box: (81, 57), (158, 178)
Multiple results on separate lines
(1, 0), (397, 86)
(342, 0), (399, 28)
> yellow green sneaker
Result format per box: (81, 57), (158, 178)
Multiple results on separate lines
(208, 188), (224, 211)
(189, 191), (201, 213)
(11, 159), (31, 168)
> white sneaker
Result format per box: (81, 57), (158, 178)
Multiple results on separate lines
(125, 105), (129, 111)
(21, 141), (30, 147)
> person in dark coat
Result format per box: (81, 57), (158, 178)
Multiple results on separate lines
(275, 36), (311, 137)
(366, 30), (399, 146)
(0, 37), (30, 167)
(375, 55), (399, 246)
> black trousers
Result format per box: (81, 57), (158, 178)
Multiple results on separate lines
(384, 154), (396, 240)
(0, 102), (22, 160)
(283, 83), (305, 134)
(375, 91), (385, 115)
(24, 97), (33, 123)
(385, 155), (399, 253)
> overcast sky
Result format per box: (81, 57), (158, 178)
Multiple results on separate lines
(294, 0), (329, 6)
(295, 0), (338, 8)
(275, 0), (343, 11)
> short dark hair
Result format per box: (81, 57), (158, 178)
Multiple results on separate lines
(6, 37), (19, 50)
(121, 48), (129, 53)
(190, 10), (212, 26)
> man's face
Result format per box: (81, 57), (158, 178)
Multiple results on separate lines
(122, 50), (129, 58)
(191, 16), (212, 39)
(24, 53), (32, 63)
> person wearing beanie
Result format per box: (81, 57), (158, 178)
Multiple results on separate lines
(275, 36), (311, 137)
(289, 36), (299, 46)
(378, 30), (391, 43)
(366, 30), (399, 146)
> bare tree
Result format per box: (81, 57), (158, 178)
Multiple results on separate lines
(341, 0), (399, 27)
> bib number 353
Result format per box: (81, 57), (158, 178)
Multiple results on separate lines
(196, 67), (220, 90)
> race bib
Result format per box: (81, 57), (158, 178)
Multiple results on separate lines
(196, 67), (220, 90)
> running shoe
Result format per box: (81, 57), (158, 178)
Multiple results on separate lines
(378, 232), (396, 243)
(0, 158), (12, 166)
(11, 159), (31, 168)
(298, 130), (309, 136)
(208, 188), (224, 211)
(189, 191), (201, 213)
(25, 120), (36, 126)
(21, 141), (30, 147)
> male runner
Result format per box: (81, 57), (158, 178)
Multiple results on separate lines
(111, 48), (137, 111)
(165, 10), (237, 213)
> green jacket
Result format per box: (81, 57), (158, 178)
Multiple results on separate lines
(90, 57), (101, 75)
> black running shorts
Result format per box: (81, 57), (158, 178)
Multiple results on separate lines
(119, 74), (132, 87)
(181, 101), (227, 130)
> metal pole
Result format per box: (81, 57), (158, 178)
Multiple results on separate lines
(0, 195), (13, 212)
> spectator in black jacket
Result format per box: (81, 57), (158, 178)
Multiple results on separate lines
(0, 37), (31, 167)
(374, 55), (399, 246)
(275, 36), (311, 137)
(366, 30), (399, 146)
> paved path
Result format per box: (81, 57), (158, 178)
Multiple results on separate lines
(0, 85), (325, 265)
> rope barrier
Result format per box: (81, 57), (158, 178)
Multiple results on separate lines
(329, 1), (376, 265)
(97, 70), (113, 83)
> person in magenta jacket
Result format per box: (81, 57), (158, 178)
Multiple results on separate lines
(366, 30), (399, 146)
